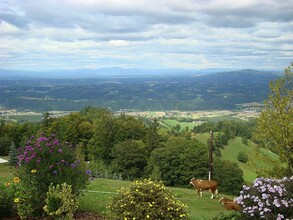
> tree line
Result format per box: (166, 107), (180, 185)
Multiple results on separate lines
(1, 107), (244, 195)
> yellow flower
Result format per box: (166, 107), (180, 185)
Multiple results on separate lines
(5, 182), (10, 187)
(14, 198), (20, 203)
(13, 177), (20, 183)
(146, 215), (150, 219)
(31, 169), (37, 173)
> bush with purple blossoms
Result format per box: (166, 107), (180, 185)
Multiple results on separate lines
(235, 177), (293, 219)
(14, 133), (89, 218)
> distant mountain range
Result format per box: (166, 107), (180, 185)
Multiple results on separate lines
(0, 67), (280, 79)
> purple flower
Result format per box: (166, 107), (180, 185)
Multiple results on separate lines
(52, 170), (57, 175)
(71, 164), (76, 168)
(86, 170), (92, 175)
(58, 148), (62, 153)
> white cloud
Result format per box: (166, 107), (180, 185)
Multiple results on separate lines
(0, 0), (292, 71)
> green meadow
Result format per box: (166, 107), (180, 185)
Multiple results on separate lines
(195, 133), (280, 183)
(0, 163), (236, 220)
(162, 119), (196, 131)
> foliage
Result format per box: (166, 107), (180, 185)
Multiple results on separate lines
(235, 177), (293, 219)
(0, 121), (39, 156)
(253, 63), (293, 176)
(238, 151), (249, 163)
(43, 183), (78, 220)
(111, 140), (148, 180)
(14, 134), (89, 218)
(0, 183), (15, 218)
(88, 111), (148, 163)
(107, 179), (188, 220)
(213, 159), (244, 195)
(147, 137), (209, 187)
(9, 141), (18, 166)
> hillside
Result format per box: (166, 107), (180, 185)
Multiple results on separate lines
(195, 134), (280, 183)
(0, 163), (238, 219)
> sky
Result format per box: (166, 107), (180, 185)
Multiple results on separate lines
(0, 0), (293, 71)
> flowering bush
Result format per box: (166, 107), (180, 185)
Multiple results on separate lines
(14, 133), (89, 218)
(108, 179), (188, 219)
(44, 182), (78, 219)
(235, 176), (293, 219)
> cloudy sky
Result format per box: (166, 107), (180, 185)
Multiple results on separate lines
(0, 0), (292, 71)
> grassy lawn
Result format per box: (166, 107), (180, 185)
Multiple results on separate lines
(0, 163), (234, 220)
(0, 163), (15, 182)
(79, 178), (232, 220)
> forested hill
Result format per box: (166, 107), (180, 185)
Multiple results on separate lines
(0, 69), (280, 112)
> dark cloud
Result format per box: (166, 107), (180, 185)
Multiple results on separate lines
(0, 9), (30, 29)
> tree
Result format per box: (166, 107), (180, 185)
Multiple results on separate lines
(8, 141), (18, 166)
(144, 118), (162, 156)
(213, 159), (244, 195)
(111, 140), (147, 180)
(147, 137), (209, 187)
(254, 63), (293, 176)
(237, 151), (248, 163)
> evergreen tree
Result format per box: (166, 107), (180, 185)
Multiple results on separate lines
(8, 141), (18, 166)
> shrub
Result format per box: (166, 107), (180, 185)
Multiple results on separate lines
(14, 133), (89, 218)
(108, 179), (188, 219)
(0, 183), (15, 219)
(235, 176), (293, 219)
(43, 183), (78, 219)
(237, 151), (249, 163)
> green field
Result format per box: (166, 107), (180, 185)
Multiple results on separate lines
(162, 119), (197, 131)
(195, 133), (280, 183)
(0, 163), (235, 220)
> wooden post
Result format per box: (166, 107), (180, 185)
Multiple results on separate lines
(209, 131), (214, 180)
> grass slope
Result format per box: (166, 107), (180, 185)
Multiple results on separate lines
(79, 178), (231, 220)
(195, 133), (280, 183)
(0, 163), (234, 220)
